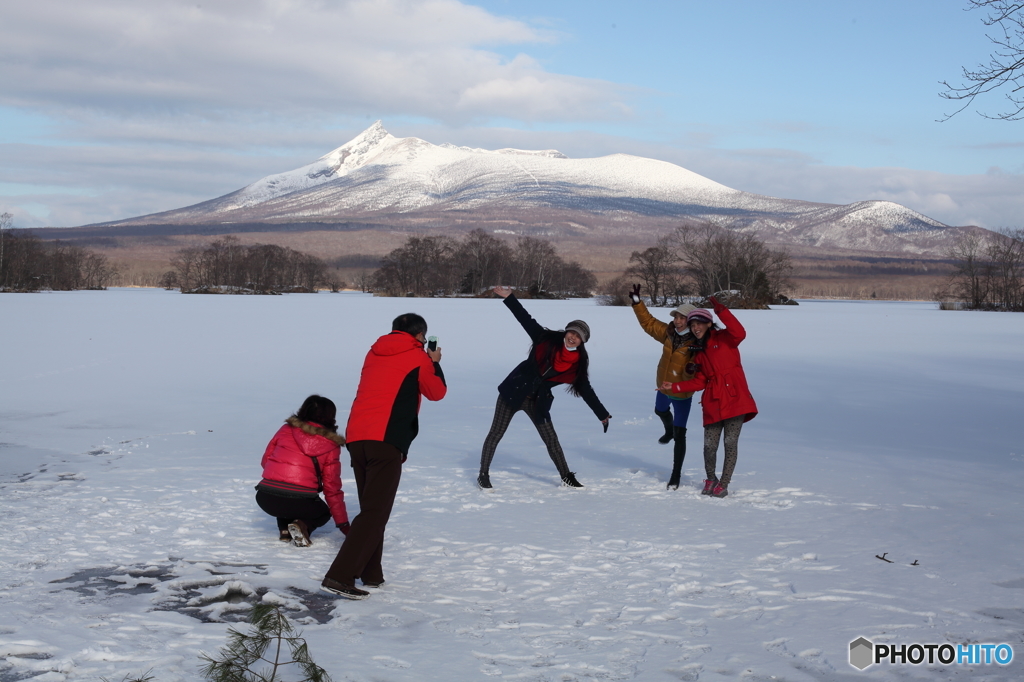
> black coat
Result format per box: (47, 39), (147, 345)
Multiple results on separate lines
(497, 294), (609, 424)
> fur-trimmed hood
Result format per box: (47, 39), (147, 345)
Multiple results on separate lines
(286, 416), (346, 446)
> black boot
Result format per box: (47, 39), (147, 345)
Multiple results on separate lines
(656, 410), (673, 444)
(667, 427), (687, 490)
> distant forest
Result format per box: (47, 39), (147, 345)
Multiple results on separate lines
(163, 236), (341, 294)
(939, 228), (1024, 311)
(0, 215), (117, 292)
(371, 229), (596, 298)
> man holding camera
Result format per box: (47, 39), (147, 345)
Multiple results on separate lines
(321, 313), (446, 599)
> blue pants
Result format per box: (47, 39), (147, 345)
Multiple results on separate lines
(655, 392), (692, 427)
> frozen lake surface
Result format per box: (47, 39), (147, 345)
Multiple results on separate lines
(1, 289), (1021, 681)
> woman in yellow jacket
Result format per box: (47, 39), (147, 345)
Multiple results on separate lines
(629, 284), (697, 489)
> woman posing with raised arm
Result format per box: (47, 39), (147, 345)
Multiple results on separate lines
(662, 297), (757, 498)
(628, 283), (697, 490)
(478, 286), (611, 490)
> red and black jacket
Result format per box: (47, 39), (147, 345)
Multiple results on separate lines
(345, 330), (447, 456)
(497, 294), (609, 424)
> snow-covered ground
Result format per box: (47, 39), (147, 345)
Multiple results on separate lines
(1, 290), (1021, 682)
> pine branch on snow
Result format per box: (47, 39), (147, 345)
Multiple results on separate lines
(199, 603), (331, 682)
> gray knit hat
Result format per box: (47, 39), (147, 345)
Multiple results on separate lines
(565, 320), (591, 343)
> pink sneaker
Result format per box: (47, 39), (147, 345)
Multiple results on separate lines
(711, 483), (728, 498)
(701, 479), (717, 495)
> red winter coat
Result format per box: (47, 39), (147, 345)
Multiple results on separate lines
(258, 417), (348, 526)
(670, 300), (758, 426)
(345, 331), (447, 455)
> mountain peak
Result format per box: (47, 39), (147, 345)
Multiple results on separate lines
(320, 120), (394, 166)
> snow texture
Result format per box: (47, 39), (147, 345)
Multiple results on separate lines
(1, 289), (1022, 681)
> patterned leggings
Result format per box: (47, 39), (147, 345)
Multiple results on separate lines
(479, 395), (570, 477)
(703, 415), (745, 486)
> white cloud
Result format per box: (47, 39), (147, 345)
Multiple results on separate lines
(0, 0), (625, 123)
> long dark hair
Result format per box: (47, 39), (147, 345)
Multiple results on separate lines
(294, 395), (338, 432)
(530, 330), (590, 398)
(686, 321), (720, 352)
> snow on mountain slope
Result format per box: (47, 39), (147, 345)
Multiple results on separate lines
(225, 121), (738, 216)
(98, 122), (969, 255)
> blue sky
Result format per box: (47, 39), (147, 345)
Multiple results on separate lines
(2, 0), (1022, 229)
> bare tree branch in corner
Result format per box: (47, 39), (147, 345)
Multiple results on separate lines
(940, 1), (1024, 120)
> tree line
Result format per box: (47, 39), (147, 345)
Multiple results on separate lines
(604, 222), (793, 307)
(0, 215), (118, 292)
(371, 229), (597, 297)
(165, 237), (339, 294)
(940, 228), (1024, 311)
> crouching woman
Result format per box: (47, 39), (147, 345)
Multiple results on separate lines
(255, 395), (349, 546)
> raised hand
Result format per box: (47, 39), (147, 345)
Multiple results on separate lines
(493, 286), (513, 298)
(629, 283), (641, 303)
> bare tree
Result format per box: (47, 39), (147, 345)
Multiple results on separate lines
(987, 228), (1024, 308)
(295, 252), (329, 292)
(81, 252), (116, 289)
(665, 222), (792, 306)
(0, 212), (11, 288)
(941, 228), (1024, 310)
(942, 231), (990, 307)
(0, 230), (47, 291)
(625, 237), (677, 306)
(160, 270), (180, 290)
(455, 228), (513, 294)
(509, 236), (561, 293)
(940, 1), (1024, 120)
(170, 246), (204, 291)
(355, 270), (373, 293)
(47, 241), (86, 290)
(373, 236), (459, 296)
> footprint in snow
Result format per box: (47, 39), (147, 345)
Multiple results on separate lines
(373, 655), (411, 668)
(378, 613), (402, 628)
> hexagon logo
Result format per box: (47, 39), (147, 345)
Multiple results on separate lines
(849, 637), (874, 670)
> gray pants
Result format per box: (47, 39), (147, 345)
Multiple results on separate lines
(480, 395), (571, 477)
(703, 415), (745, 486)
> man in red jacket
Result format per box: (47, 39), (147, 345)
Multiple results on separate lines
(322, 313), (447, 599)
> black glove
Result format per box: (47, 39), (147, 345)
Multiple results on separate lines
(629, 283), (641, 305)
(602, 420), (609, 433)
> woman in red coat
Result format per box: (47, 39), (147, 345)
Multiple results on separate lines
(256, 395), (349, 546)
(662, 297), (757, 498)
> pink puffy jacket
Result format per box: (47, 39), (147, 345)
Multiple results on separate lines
(258, 417), (348, 526)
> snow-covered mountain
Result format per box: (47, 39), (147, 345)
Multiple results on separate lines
(100, 121), (965, 255)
